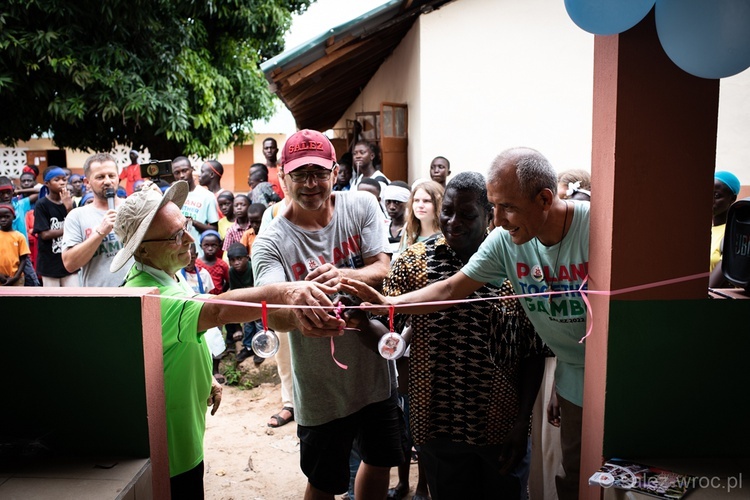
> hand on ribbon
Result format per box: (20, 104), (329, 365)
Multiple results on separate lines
(339, 277), (392, 315)
(283, 281), (345, 337)
(305, 262), (343, 288)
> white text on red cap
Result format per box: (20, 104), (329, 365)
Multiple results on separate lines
(289, 141), (325, 153)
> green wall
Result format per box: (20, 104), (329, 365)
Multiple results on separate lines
(1, 296), (150, 459)
(604, 299), (750, 458)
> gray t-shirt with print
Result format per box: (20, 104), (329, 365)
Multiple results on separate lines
(252, 191), (392, 426)
(62, 204), (132, 287)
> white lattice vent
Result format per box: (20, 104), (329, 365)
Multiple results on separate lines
(0, 148), (28, 178)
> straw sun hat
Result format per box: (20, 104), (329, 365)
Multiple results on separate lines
(109, 181), (189, 272)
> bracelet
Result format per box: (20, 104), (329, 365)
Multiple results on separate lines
(95, 228), (106, 236)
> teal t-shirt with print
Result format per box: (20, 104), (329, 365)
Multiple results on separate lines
(462, 201), (589, 406)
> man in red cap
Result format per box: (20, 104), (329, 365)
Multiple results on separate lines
(252, 129), (402, 500)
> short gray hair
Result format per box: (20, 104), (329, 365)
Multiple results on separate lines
(488, 147), (557, 199)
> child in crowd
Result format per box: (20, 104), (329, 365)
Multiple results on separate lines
(239, 203), (265, 256)
(223, 194), (251, 250)
(0, 176), (37, 240)
(0, 177), (40, 285)
(181, 242), (227, 383)
(0, 203), (30, 287)
(79, 192), (94, 206)
(226, 243), (264, 365)
(33, 167), (77, 286)
(196, 230), (229, 295)
(197, 229), (231, 356)
(18, 170), (40, 196)
(16, 171), (41, 211)
(181, 243), (215, 294)
(217, 191), (235, 240)
(69, 174), (85, 207)
(333, 153), (353, 191)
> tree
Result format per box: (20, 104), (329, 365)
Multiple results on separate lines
(0, 0), (312, 159)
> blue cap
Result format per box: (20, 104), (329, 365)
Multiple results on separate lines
(199, 229), (222, 244)
(44, 167), (67, 182)
(715, 171), (741, 195)
(79, 192), (94, 205)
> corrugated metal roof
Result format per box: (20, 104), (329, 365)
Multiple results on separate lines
(261, 0), (453, 132)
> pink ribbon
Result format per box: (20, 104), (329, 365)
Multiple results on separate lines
(148, 271), (710, 346)
(330, 301), (348, 370)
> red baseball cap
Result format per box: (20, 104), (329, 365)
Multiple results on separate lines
(280, 129), (337, 172)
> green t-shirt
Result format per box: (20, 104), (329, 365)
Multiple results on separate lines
(462, 201), (589, 406)
(124, 264), (211, 477)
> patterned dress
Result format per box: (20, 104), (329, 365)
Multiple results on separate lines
(383, 234), (548, 446)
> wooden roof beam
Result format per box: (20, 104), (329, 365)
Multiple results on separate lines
(283, 40), (367, 88)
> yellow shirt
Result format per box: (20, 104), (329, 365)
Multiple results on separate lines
(218, 217), (233, 240)
(0, 230), (30, 278)
(710, 224), (726, 271)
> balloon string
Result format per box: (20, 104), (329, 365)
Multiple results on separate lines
(389, 305), (395, 332)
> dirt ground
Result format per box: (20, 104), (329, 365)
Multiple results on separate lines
(202, 356), (417, 500)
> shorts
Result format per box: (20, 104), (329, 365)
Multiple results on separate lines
(298, 390), (406, 494)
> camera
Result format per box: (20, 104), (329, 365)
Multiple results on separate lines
(140, 159), (174, 181)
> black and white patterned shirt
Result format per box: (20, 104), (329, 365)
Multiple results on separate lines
(383, 234), (549, 446)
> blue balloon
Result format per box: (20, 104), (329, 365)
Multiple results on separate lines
(565, 0), (656, 35)
(656, 0), (750, 79)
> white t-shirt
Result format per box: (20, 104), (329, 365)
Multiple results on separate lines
(181, 186), (220, 256)
(181, 266), (215, 294)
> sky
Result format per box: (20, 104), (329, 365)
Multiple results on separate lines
(285, 0), (390, 50)
(254, 0), (390, 134)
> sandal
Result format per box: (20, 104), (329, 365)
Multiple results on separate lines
(268, 406), (294, 427)
(214, 373), (226, 384)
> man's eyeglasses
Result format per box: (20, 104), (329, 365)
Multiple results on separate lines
(142, 219), (193, 246)
(286, 169), (333, 183)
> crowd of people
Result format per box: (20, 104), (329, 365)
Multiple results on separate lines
(2, 131), (742, 500)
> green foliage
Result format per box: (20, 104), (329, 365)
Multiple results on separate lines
(0, 0), (312, 158)
(222, 362), (255, 389)
(220, 353), (280, 390)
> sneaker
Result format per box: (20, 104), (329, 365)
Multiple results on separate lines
(253, 354), (265, 365)
(236, 347), (253, 364)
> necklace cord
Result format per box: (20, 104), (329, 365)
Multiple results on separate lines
(551, 201), (570, 281)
